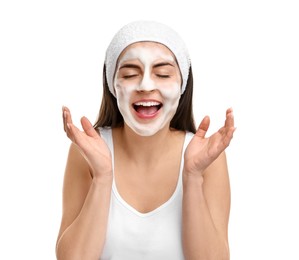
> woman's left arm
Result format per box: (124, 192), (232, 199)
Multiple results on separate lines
(182, 108), (235, 260)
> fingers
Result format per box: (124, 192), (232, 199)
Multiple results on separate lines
(225, 107), (234, 129)
(62, 106), (66, 131)
(195, 116), (210, 138)
(66, 121), (80, 143)
(81, 116), (99, 138)
(62, 106), (73, 133)
(62, 106), (78, 142)
(62, 106), (99, 146)
(221, 108), (236, 147)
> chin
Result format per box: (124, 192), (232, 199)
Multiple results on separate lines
(132, 128), (158, 137)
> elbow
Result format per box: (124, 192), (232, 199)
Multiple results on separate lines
(56, 243), (101, 260)
(215, 239), (230, 260)
(214, 237), (230, 260)
(56, 246), (83, 260)
(223, 241), (230, 260)
(55, 243), (69, 260)
(56, 249), (85, 260)
(55, 240), (78, 260)
(218, 240), (230, 260)
(221, 251), (230, 260)
(183, 240), (230, 260)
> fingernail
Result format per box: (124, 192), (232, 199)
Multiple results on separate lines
(67, 123), (71, 129)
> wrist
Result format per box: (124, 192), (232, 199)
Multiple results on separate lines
(183, 166), (204, 178)
(183, 170), (204, 187)
(92, 172), (113, 186)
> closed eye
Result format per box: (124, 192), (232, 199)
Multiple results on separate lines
(123, 74), (138, 79)
(156, 74), (170, 78)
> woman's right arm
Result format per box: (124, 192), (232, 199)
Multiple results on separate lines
(56, 107), (113, 260)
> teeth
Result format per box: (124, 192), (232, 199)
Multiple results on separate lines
(134, 101), (161, 107)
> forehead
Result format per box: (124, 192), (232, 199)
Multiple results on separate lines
(117, 41), (176, 62)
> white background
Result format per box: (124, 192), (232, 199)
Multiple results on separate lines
(1, 0), (298, 259)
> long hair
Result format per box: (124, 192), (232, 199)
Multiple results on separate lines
(93, 65), (196, 134)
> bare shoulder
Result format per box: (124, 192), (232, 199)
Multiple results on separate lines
(57, 143), (92, 242)
(202, 151), (231, 237)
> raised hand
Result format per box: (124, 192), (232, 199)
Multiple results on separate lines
(184, 108), (236, 175)
(62, 106), (112, 179)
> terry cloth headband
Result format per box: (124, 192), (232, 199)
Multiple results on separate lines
(104, 20), (191, 97)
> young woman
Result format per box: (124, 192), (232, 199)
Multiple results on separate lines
(56, 20), (235, 260)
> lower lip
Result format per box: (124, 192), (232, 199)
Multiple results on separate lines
(134, 107), (161, 119)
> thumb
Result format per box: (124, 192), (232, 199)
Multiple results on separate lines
(81, 116), (99, 138)
(195, 116), (210, 138)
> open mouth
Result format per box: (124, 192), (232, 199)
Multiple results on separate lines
(133, 101), (163, 116)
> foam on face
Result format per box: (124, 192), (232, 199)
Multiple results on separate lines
(114, 43), (181, 136)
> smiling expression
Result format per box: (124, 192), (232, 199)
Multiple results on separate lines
(114, 42), (182, 136)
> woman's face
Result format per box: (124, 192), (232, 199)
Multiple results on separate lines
(114, 42), (182, 136)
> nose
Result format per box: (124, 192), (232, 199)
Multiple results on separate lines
(136, 71), (156, 92)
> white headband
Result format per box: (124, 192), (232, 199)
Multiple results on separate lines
(104, 20), (191, 97)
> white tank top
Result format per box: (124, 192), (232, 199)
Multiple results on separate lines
(99, 127), (194, 260)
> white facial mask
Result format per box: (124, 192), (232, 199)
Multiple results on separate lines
(114, 44), (181, 136)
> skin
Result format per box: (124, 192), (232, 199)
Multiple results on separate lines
(114, 43), (182, 136)
(56, 42), (235, 260)
(182, 111), (234, 259)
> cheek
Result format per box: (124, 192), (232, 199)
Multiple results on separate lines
(114, 81), (136, 101)
(159, 82), (181, 102)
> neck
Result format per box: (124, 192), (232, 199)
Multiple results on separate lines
(114, 124), (175, 165)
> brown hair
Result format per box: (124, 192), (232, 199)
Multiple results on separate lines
(93, 65), (196, 134)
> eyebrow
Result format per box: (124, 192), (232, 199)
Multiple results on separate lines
(119, 64), (141, 70)
(119, 62), (174, 70)
(153, 62), (174, 68)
